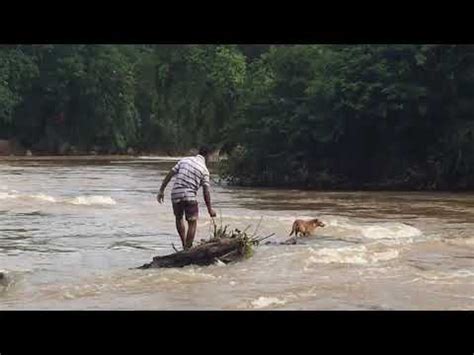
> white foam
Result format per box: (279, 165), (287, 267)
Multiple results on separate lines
(448, 238), (474, 247)
(0, 192), (16, 200)
(250, 296), (287, 309)
(305, 245), (400, 265)
(220, 214), (266, 221)
(420, 269), (474, 281)
(361, 224), (422, 240)
(0, 190), (116, 206)
(326, 217), (422, 240)
(161, 268), (218, 282)
(138, 156), (184, 161)
(29, 193), (57, 203)
(68, 196), (117, 206)
(214, 259), (227, 267)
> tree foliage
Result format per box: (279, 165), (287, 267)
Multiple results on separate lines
(1, 44), (474, 189)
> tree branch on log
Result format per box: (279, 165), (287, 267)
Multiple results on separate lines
(137, 222), (275, 269)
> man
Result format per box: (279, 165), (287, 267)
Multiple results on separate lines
(157, 146), (217, 250)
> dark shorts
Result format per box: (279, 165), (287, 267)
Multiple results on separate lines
(172, 200), (199, 221)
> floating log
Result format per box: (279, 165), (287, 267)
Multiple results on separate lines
(138, 237), (246, 269)
(137, 224), (275, 269)
(264, 237), (298, 246)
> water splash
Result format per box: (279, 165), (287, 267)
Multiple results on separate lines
(68, 196), (117, 206)
(0, 190), (116, 206)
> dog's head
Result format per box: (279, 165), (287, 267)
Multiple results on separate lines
(312, 219), (325, 228)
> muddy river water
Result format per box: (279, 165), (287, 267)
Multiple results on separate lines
(0, 157), (473, 309)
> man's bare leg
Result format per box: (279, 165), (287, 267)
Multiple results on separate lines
(185, 219), (197, 249)
(175, 217), (186, 249)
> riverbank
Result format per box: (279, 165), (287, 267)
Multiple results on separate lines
(221, 172), (474, 192)
(0, 155), (179, 162)
(0, 149), (224, 163)
(225, 179), (474, 193)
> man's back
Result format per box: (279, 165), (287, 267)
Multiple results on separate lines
(171, 155), (210, 203)
(157, 146), (216, 249)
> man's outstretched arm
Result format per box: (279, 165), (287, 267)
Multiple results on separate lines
(203, 184), (216, 217)
(157, 169), (176, 203)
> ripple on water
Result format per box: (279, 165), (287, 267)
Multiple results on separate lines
(303, 245), (400, 267)
(249, 296), (287, 309)
(0, 190), (117, 207)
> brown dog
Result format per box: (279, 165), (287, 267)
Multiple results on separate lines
(289, 218), (325, 237)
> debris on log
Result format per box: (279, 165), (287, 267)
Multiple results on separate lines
(138, 220), (274, 269)
(265, 237), (298, 246)
(0, 271), (8, 288)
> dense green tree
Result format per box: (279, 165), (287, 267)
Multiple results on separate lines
(1, 44), (473, 190)
(221, 44), (474, 190)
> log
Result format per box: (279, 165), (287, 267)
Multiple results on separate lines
(136, 218), (275, 270)
(0, 272), (7, 288)
(264, 237), (298, 246)
(138, 237), (248, 269)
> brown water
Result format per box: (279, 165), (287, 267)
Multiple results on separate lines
(0, 157), (473, 310)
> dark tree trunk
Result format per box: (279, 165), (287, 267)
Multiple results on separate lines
(137, 238), (246, 269)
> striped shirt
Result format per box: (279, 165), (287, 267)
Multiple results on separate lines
(171, 155), (210, 203)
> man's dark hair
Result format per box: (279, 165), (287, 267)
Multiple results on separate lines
(198, 145), (211, 157)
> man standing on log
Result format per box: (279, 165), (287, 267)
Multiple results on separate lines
(157, 146), (217, 250)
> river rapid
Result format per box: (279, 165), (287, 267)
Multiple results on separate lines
(0, 157), (473, 309)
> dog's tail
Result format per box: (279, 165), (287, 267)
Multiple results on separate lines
(289, 221), (296, 236)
